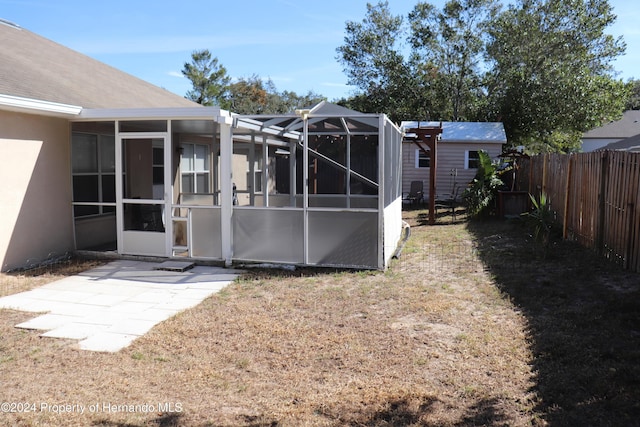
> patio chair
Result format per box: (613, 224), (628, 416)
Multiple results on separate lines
(435, 184), (462, 221)
(403, 180), (424, 207)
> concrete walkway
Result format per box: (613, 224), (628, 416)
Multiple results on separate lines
(0, 260), (242, 352)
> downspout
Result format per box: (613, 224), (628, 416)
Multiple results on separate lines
(392, 221), (411, 259)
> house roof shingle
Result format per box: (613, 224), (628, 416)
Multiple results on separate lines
(0, 20), (197, 109)
(600, 133), (640, 151)
(582, 110), (640, 139)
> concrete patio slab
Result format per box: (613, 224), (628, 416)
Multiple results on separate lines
(0, 260), (242, 352)
(78, 332), (139, 352)
(41, 322), (108, 340)
(107, 319), (161, 335)
(130, 307), (180, 322)
(16, 313), (82, 330)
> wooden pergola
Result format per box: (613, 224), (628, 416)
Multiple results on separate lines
(405, 124), (443, 225)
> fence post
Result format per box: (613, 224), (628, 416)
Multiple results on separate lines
(563, 154), (573, 240)
(596, 151), (609, 256)
(626, 202), (635, 270)
(541, 153), (548, 196)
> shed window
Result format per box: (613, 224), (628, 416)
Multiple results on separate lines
(415, 149), (430, 168)
(465, 150), (480, 169)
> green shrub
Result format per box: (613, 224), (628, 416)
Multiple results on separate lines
(462, 150), (507, 216)
(521, 192), (555, 255)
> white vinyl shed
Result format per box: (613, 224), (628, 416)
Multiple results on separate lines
(71, 102), (403, 270)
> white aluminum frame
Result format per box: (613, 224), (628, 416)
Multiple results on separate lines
(116, 130), (171, 257)
(72, 105), (403, 270)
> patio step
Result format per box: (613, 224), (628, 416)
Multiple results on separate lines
(152, 261), (195, 272)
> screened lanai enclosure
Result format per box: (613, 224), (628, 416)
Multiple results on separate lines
(70, 102), (403, 269)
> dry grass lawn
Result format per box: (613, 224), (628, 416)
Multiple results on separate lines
(0, 209), (638, 426)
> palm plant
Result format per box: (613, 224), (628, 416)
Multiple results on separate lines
(462, 150), (506, 216)
(522, 192), (555, 250)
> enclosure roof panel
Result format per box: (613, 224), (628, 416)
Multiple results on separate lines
(236, 102), (383, 137)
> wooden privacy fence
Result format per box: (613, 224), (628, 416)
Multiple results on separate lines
(518, 151), (640, 272)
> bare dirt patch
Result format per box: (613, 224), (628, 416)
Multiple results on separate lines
(0, 210), (638, 426)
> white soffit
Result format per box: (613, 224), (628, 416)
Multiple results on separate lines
(0, 93), (82, 117)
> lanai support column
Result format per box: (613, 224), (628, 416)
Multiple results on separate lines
(249, 134), (255, 206)
(289, 140), (297, 207)
(296, 108), (311, 265)
(262, 134), (269, 207)
(218, 114), (234, 267)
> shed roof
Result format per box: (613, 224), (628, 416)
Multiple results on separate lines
(0, 19), (197, 110)
(401, 121), (506, 143)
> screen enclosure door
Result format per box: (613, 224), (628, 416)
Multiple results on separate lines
(117, 136), (169, 256)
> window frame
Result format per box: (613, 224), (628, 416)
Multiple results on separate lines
(465, 150), (480, 169)
(71, 132), (116, 218)
(414, 148), (431, 169)
(180, 142), (211, 194)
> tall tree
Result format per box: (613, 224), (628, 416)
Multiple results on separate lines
(336, 2), (427, 121)
(266, 85), (326, 114)
(624, 78), (640, 110)
(182, 49), (231, 107)
(336, 1), (501, 122)
(227, 75), (269, 114)
(485, 0), (628, 152)
(336, 1), (404, 91)
(228, 76), (326, 115)
(409, 0), (500, 121)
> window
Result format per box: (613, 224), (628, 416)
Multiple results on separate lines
(466, 150), (480, 169)
(152, 144), (164, 199)
(253, 149), (263, 194)
(415, 149), (430, 168)
(180, 143), (210, 193)
(72, 133), (115, 217)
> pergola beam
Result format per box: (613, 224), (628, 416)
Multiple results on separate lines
(405, 125), (442, 225)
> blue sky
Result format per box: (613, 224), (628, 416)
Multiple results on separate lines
(2, 0), (639, 102)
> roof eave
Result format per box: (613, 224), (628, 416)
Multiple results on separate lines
(75, 106), (229, 122)
(0, 93), (82, 117)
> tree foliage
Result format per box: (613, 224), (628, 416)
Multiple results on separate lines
(409, 0), (500, 121)
(336, 1), (405, 90)
(336, 2), (426, 121)
(182, 51), (325, 114)
(485, 0), (628, 151)
(228, 76), (325, 115)
(336, 0), (628, 153)
(182, 49), (231, 107)
(624, 79), (640, 110)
